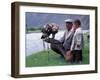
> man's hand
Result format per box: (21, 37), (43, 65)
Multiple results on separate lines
(64, 50), (73, 61)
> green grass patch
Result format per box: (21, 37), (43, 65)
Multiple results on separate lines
(26, 33), (89, 67)
(26, 50), (67, 67)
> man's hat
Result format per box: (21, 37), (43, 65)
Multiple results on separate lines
(64, 19), (73, 23)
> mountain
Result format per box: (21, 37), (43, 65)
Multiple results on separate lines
(26, 12), (90, 30)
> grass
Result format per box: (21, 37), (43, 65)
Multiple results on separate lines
(26, 33), (89, 67)
(26, 50), (67, 67)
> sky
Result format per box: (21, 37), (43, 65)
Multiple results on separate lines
(25, 12), (90, 30)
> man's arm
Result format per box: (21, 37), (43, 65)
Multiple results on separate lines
(59, 32), (66, 43)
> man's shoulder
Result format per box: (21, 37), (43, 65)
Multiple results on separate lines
(74, 27), (83, 35)
(76, 27), (82, 33)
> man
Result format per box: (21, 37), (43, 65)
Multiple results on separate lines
(68, 19), (84, 63)
(60, 19), (75, 52)
(49, 19), (75, 62)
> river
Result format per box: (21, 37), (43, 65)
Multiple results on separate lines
(26, 31), (64, 56)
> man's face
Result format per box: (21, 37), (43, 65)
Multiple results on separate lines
(65, 22), (73, 31)
(73, 23), (79, 30)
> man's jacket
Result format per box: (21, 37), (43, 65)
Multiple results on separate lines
(60, 28), (75, 51)
(70, 27), (84, 51)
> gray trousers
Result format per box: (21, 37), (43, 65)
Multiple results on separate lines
(45, 38), (68, 58)
(50, 42), (66, 57)
(71, 50), (82, 62)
